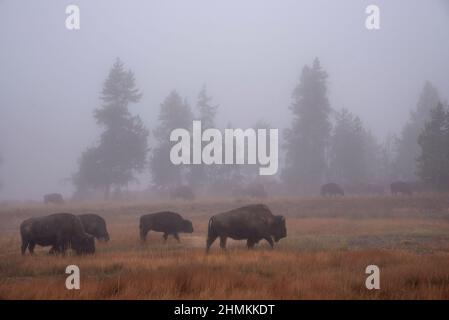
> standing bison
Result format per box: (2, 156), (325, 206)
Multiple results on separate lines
(390, 181), (412, 195)
(140, 211), (193, 242)
(43, 193), (64, 204)
(169, 186), (195, 201)
(320, 183), (344, 197)
(78, 214), (109, 241)
(20, 213), (95, 255)
(206, 204), (286, 252)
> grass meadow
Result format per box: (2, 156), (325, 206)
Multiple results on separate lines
(1, 194), (449, 299)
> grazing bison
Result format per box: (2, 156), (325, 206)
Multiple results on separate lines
(390, 181), (412, 195)
(43, 193), (64, 204)
(20, 213), (95, 255)
(321, 183), (344, 197)
(169, 186), (195, 201)
(140, 211), (193, 242)
(49, 213), (109, 254)
(206, 204), (286, 252)
(78, 214), (109, 241)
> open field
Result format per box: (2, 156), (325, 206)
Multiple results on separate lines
(1, 194), (449, 299)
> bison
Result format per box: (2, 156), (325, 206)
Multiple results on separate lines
(43, 193), (64, 204)
(78, 214), (109, 241)
(49, 213), (109, 254)
(20, 213), (95, 255)
(321, 183), (344, 197)
(169, 186), (195, 201)
(140, 211), (193, 242)
(390, 181), (412, 195)
(206, 204), (286, 252)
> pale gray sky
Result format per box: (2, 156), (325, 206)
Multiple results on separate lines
(1, 0), (448, 200)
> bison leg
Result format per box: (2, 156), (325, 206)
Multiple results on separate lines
(21, 241), (29, 255)
(173, 233), (180, 243)
(140, 227), (148, 242)
(28, 242), (36, 255)
(162, 233), (168, 242)
(264, 236), (274, 249)
(48, 246), (59, 255)
(206, 235), (218, 253)
(247, 239), (256, 249)
(219, 236), (227, 250)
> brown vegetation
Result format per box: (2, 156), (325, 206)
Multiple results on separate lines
(1, 194), (449, 299)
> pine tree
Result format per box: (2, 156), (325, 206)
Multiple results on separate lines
(197, 85), (218, 130)
(417, 102), (449, 190)
(150, 90), (193, 188)
(395, 82), (440, 180)
(73, 58), (149, 199)
(188, 86), (219, 190)
(282, 58), (331, 191)
(328, 109), (366, 185)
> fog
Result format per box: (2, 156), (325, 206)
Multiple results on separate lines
(0, 0), (448, 200)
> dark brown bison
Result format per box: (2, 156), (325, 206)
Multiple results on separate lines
(78, 214), (109, 241)
(206, 204), (286, 252)
(49, 213), (109, 254)
(140, 211), (193, 242)
(169, 186), (195, 201)
(321, 183), (344, 197)
(20, 213), (95, 255)
(43, 193), (64, 204)
(390, 181), (412, 195)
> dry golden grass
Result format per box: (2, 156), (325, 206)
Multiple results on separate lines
(1, 194), (449, 299)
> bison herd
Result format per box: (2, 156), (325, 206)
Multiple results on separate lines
(27, 181), (418, 256)
(20, 204), (287, 256)
(320, 181), (418, 197)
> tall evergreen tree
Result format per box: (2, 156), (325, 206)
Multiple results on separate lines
(150, 90), (193, 188)
(395, 82), (440, 180)
(73, 58), (149, 199)
(188, 86), (218, 189)
(197, 85), (218, 129)
(328, 109), (366, 185)
(417, 102), (449, 190)
(282, 58), (331, 191)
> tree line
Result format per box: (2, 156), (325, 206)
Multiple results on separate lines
(70, 58), (448, 199)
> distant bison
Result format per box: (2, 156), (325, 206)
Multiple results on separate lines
(169, 186), (195, 201)
(206, 204), (286, 252)
(321, 183), (344, 197)
(78, 213), (109, 241)
(43, 193), (64, 205)
(390, 181), (412, 195)
(140, 211), (193, 242)
(20, 213), (95, 255)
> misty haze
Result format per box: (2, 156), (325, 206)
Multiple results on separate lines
(1, 0), (449, 302)
(0, 0), (448, 200)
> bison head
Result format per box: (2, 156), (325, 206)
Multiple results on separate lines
(271, 215), (287, 242)
(182, 219), (194, 233)
(96, 226), (110, 242)
(72, 235), (95, 255)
